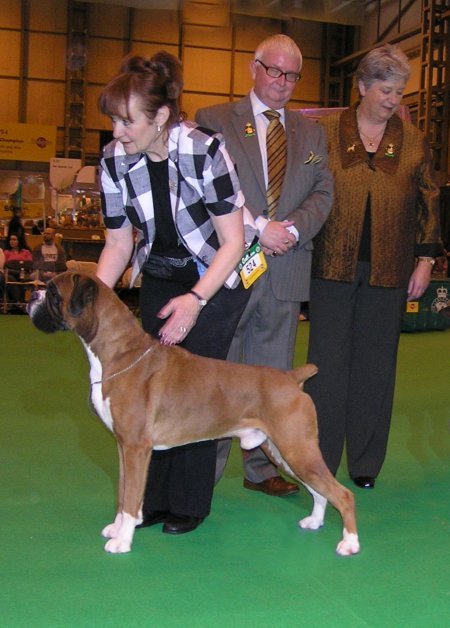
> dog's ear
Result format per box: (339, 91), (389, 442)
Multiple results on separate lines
(68, 273), (99, 317)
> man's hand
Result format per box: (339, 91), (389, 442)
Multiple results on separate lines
(260, 220), (297, 256)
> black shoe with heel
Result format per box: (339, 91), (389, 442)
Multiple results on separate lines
(162, 514), (204, 535)
(353, 476), (375, 489)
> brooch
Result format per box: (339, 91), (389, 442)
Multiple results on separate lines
(304, 151), (323, 164)
(346, 144), (356, 153)
(244, 122), (256, 137)
(385, 143), (395, 158)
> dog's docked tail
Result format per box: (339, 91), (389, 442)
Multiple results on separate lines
(288, 363), (318, 389)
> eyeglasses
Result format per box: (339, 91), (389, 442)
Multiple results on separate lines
(255, 59), (301, 83)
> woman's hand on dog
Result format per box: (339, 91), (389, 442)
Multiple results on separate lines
(157, 293), (201, 345)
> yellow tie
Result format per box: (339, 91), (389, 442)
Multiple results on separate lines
(264, 109), (287, 220)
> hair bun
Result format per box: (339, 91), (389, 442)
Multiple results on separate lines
(150, 51), (183, 99)
(120, 55), (148, 74)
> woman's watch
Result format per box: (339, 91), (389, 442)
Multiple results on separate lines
(417, 256), (435, 266)
(189, 289), (208, 308)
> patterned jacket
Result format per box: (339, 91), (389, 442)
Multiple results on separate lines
(100, 121), (255, 287)
(313, 104), (443, 288)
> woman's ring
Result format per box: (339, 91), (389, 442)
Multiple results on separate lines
(283, 239), (289, 244)
(180, 326), (187, 333)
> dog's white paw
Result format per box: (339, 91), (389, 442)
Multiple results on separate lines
(102, 512), (135, 553)
(104, 537), (132, 553)
(101, 523), (117, 539)
(298, 515), (324, 530)
(336, 529), (360, 556)
(101, 513), (122, 538)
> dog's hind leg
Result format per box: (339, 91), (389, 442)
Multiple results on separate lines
(298, 485), (327, 530)
(300, 483), (359, 557)
(295, 466), (359, 556)
(102, 440), (152, 553)
(261, 438), (360, 556)
(261, 440), (327, 529)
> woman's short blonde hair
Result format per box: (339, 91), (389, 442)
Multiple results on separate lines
(355, 43), (410, 89)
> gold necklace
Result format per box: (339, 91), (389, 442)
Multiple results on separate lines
(358, 126), (385, 148)
(356, 110), (386, 148)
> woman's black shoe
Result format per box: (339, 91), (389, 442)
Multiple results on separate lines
(353, 476), (375, 489)
(135, 510), (169, 529)
(162, 514), (204, 535)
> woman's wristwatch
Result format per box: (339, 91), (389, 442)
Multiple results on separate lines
(417, 256), (435, 266)
(189, 289), (208, 308)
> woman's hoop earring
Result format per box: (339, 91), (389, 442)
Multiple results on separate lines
(157, 124), (161, 133)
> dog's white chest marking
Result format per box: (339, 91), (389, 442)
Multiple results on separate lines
(83, 342), (114, 432)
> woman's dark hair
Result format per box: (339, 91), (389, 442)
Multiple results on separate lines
(6, 231), (30, 251)
(98, 51), (184, 129)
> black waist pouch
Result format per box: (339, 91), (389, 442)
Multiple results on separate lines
(142, 253), (199, 282)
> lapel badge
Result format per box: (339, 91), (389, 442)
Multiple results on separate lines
(346, 144), (356, 153)
(244, 122), (256, 137)
(304, 150), (323, 164)
(385, 143), (395, 158)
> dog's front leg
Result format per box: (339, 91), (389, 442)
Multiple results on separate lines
(102, 442), (126, 541)
(102, 440), (152, 554)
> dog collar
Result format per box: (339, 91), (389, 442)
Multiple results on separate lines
(91, 345), (154, 386)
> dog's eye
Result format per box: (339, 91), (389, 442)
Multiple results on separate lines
(47, 283), (61, 304)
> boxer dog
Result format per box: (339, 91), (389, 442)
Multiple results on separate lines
(28, 271), (360, 557)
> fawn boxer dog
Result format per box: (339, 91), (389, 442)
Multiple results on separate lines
(28, 271), (360, 556)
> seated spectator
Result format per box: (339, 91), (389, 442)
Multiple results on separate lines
(32, 227), (67, 283)
(3, 233), (32, 268)
(3, 233), (33, 311)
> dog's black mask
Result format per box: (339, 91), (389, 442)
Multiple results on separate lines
(29, 273), (100, 343)
(29, 282), (68, 334)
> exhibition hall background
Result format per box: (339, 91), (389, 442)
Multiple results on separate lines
(0, 0), (435, 169)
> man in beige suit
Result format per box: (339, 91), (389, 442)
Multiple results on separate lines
(196, 34), (333, 495)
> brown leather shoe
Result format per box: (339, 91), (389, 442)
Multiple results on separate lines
(243, 476), (299, 497)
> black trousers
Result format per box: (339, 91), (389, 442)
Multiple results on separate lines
(140, 272), (250, 518)
(305, 262), (407, 478)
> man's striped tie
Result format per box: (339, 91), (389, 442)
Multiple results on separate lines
(264, 109), (287, 220)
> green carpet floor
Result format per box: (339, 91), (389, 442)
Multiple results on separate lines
(1, 315), (449, 627)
